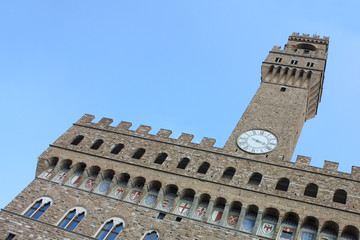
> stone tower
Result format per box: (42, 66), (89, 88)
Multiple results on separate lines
(1, 33), (360, 240)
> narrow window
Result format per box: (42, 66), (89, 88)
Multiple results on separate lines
(275, 57), (282, 63)
(132, 148), (146, 159)
(307, 62), (315, 67)
(154, 153), (168, 165)
(71, 135), (84, 145)
(221, 167), (236, 180)
(197, 162), (210, 174)
(143, 231), (159, 240)
(110, 143), (124, 154)
(176, 158), (190, 169)
(96, 218), (125, 240)
(333, 189), (347, 204)
(248, 173), (262, 185)
(90, 139), (104, 150)
(24, 198), (52, 220)
(157, 212), (166, 220)
(304, 183), (318, 198)
(280, 87), (287, 92)
(175, 217), (182, 222)
(290, 60), (298, 65)
(275, 178), (290, 191)
(58, 208), (86, 231)
(5, 234), (16, 240)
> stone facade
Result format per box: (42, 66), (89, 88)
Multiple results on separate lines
(1, 33), (359, 240)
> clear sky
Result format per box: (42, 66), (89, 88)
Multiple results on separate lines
(1, 1), (360, 208)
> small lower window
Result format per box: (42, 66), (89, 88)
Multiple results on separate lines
(175, 217), (182, 222)
(6, 233), (16, 240)
(157, 213), (166, 220)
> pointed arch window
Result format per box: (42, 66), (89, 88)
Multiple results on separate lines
(176, 157), (190, 169)
(58, 207), (86, 231)
(143, 230), (159, 240)
(23, 197), (52, 220)
(95, 217), (125, 240)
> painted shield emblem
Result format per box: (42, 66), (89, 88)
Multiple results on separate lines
(161, 198), (174, 211)
(176, 202), (191, 215)
(243, 218), (256, 231)
(112, 186), (125, 198)
(85, 178), (95, 189)
(227, 214), (239, 226)
(69, 175), (81, 185)
(98, 182), (110, 194)
(211, 210), (223, 223)
(54, 171), (67, 183)
(144, 194), (157, 206)
(261, 223), (275, 235)
(194, 207), (206, 219)
(41, 168), (54, 179)
(130, 190), (141, 201)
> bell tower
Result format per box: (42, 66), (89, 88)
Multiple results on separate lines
(224, 33), (329, 162)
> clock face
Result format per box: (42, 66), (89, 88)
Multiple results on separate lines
(237, 130), (278, 154)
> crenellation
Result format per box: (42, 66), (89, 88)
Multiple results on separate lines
(323, 160), (339, 172)
(75, 114), (95, 124)
(135, 125), (152, 135)
(116, 121), (132, 130)
(156, 129), (173, 138)
(97, 117), (113, 127)
(200, 137), (216, 148)
(177, 133), (194, 145)
(295, 155), (311, 167)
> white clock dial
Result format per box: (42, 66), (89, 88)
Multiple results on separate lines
(236, 130), (277, 154)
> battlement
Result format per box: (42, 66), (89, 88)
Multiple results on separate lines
(73, 114), (360, 182)
(289, 32), (329, 43)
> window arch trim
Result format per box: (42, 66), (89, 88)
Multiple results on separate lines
(94, 217), (126, 240)
(142, 230), (160, 240)
(22, 197), (52, 219)
(57, 207), (87, 230)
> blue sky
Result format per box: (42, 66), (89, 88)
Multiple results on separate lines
(1, 1), (360, 208)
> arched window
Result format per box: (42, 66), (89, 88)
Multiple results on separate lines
(299, 216), (319, 240)
(91, 139), (104, 150)
(197, 162), (210, 174)
(242, 205), (258, 232)
(95, 217), (125, 240)
(71, 135), (84, 145)
(156, 184), (178, 212)
(174, 189), (195, 217)
(333, 189), (347, 204)
(110, 143), (124, 154)
(209, 197), (226, 224)
(192, 193), (210, 220)
(142, 230), (159, 240)
(225, 201), (242, 228)
(341, 225), (359, 240)
(176, 158), (190, 169)
(132, 148), (146, 159)
(248, 172), (262, 185)
(58, 207), (86, 231)
(154, 153), (168, 165)
(221, 167), (236, 180)
(304, 183), (318, 198)
(79, 166), (100, 191)
(320, 221), (339, 240)
(23, 197), (52, 220)
(278, 212), (299, 240)
(275, 178), (290, 191)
